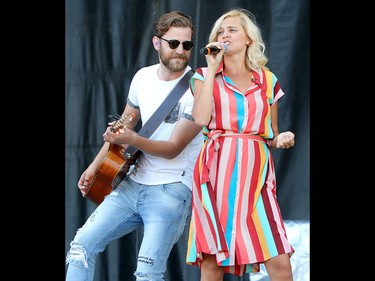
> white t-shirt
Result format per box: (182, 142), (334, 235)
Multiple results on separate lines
(127, 63), (204, 190)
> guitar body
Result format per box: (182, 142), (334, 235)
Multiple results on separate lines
(85, 113), (139, 205)
(86, 144), (140, 205)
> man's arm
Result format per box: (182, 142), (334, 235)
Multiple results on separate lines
(104, 117), (202, 159)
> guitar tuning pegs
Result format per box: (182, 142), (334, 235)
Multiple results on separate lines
(110, 112), (136, 133)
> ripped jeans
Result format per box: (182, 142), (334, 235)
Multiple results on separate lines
(65, 177), (192, 281)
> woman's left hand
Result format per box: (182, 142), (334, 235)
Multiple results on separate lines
(276, 131), (295, 149)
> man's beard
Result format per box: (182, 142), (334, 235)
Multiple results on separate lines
(160, 51), (189, 72)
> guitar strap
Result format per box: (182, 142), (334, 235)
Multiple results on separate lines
(124, 69), (194, 159)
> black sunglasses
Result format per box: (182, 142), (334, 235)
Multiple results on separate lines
(159, 37), (195, 51)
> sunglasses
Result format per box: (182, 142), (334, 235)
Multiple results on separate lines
(159, 37), (195, 51)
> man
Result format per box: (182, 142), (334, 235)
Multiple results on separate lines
(65, 11), (203, 281)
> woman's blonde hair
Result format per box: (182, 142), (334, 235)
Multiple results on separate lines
(208, 8), (268, 71)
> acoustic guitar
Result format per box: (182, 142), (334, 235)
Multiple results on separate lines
(86, 113), (140, 205)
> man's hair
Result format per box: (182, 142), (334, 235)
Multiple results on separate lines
(154, 11), (194, 38)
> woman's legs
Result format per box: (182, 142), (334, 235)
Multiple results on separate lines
(199, 253), (293, 281)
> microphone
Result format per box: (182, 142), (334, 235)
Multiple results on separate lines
(199, 44), (228, 55)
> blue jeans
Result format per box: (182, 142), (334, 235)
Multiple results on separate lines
(65, 177), (192, 281)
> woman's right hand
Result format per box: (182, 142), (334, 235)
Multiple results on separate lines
(205, 42), (226, 69)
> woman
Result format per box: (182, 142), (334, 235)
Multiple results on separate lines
(186, 8), (295, 281)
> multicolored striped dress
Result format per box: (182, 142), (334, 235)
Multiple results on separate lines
(186, 63), (294, 276)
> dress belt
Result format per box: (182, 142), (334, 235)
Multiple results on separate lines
(207, 130), (265, 151)
(197, 130), (267, 185)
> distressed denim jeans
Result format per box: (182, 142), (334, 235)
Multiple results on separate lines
(65, 177), (192, 281)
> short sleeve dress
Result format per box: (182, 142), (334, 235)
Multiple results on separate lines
(186, 63), (295, 276)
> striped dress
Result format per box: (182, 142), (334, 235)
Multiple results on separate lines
(186, 64), (294, 276)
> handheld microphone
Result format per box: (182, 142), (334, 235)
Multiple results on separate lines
(199, 44), (228, 55)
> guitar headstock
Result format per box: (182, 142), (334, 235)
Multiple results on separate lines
(109, 113), (135, 134)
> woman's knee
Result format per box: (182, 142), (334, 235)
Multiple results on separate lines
(264, 254), (293, 280)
